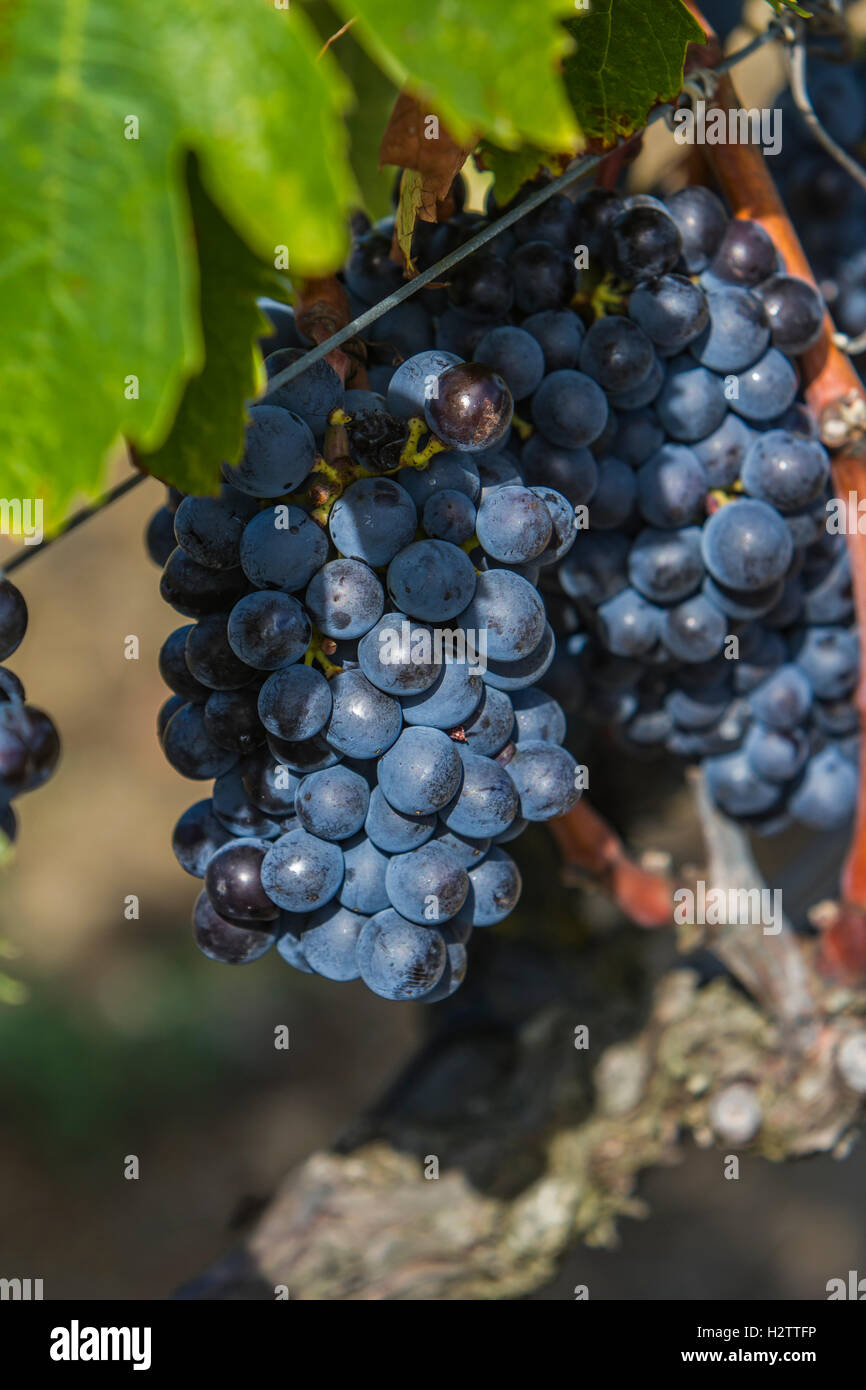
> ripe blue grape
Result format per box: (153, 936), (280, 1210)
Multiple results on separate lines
(261, 827), (344, 913)
(365, 784), (436, 853)
(358, 612), (442, 695)
(222, 404), (316, 497)
(455, 848), (522, 927)
(457, 569), (545, 663)
(325, 668), (403, 758)
(299, 903), (365, 981)
(422, 489), (477, 544)
(227, 590), (311, 668)
(579, 316), (655, 394)
(162, 703), (239, 780)
(637, 444), (708, 528)
(294, 764), (369, 841)
(160, 548), (245, 619)
(328, 478), (418, 568)
(656, 359), (727, 443)
(522, 309), (585, 370)
(664, 186), (727, 273)
(690, 288), (770, 372)
(338, 833), (390, 914)
(173, 488), (255, 570)
(701, 499), (793, 590)
(386, 540), (477, 621)
(378, 726), (463, 816)
(510, 240), (577, 313)
(385, 841), (469, 924)
(531, 369), (609, 449)
(730, 348), (799, 424)
(459, 684), (515, 755)
(627, 526), (704, 603)
(741, 429), (830, 513)
(356, 910), (447, 1001)
(710, 219), (777, 287)
(304, 559), (384, 640)
(505, 740), (580, 820)
(401, 659), (483, 730)
(262, 351), (343, 436)
(475, 324), (545, 399)
(603, 205), (682, 280)
(476, 486), (552, 564)
(203, 688), (265, 754)
(240, 505), (329, 592)
(257, 664), (332, 741)
(628, 275), (709, 352)
(185, 615), (255, 691)
(520, 435), (598, 506)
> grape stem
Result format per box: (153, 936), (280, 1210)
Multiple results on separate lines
(290, 276), (367, 389)
(686, 1), (866, 966)
(548, 800), (674, 928)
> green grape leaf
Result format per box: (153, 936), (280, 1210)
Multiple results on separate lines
(475, 141), (565, 207)
(335, 0), (580, 152)
(563, 0), (705, 145)
(0, 0), (354, 529)
(139, 161), (282, 498)
(305, 2), (401, 220)
(392, 170), (424, 275)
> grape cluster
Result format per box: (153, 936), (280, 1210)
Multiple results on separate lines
(0, 577), (61, 843)
(146, 303), (581, 1000)
(532, 186), (856, 835)
(340, 173), (858, 838)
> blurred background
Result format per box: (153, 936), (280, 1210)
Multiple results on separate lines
(2, 0), (866, 1302)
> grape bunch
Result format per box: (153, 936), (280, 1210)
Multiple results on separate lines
(0, 577), (62, 845)
(146, 307), (581, 1000)
(530, 185), (856, 835)
(341, 172), (857, 838)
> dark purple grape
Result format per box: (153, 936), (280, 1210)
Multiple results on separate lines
(185, 614), (256, 691)
(202, 688), (266, 755)
(664, 186), (727, 273)
(710, 219), (777, 287)
(160, 548), (246, 619)
(603, 206), (682, 280)
(193, 891), (278, 964)
(0, 668), (26, 703)
(510, 241), (577, 313)
(753, 274), (825, 354)
(145, 506), (179, 567)
(172, 799), (233, 877)
(205, 838), (279, 923)
(447, 252), (514, 320)
(424, 363), (513, 452)
(0, 580), (27, 661)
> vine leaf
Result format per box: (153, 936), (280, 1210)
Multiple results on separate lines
(563, 0), (705, 145)
(392, 172), (424, 275)
(139, 161), (281, 498)
(475, 142), (569, 207)
(336, 0), (580, 152)
(0, 0), (354, 528)
(380, 93), (476, 269)
(306, 1), (401, 222)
